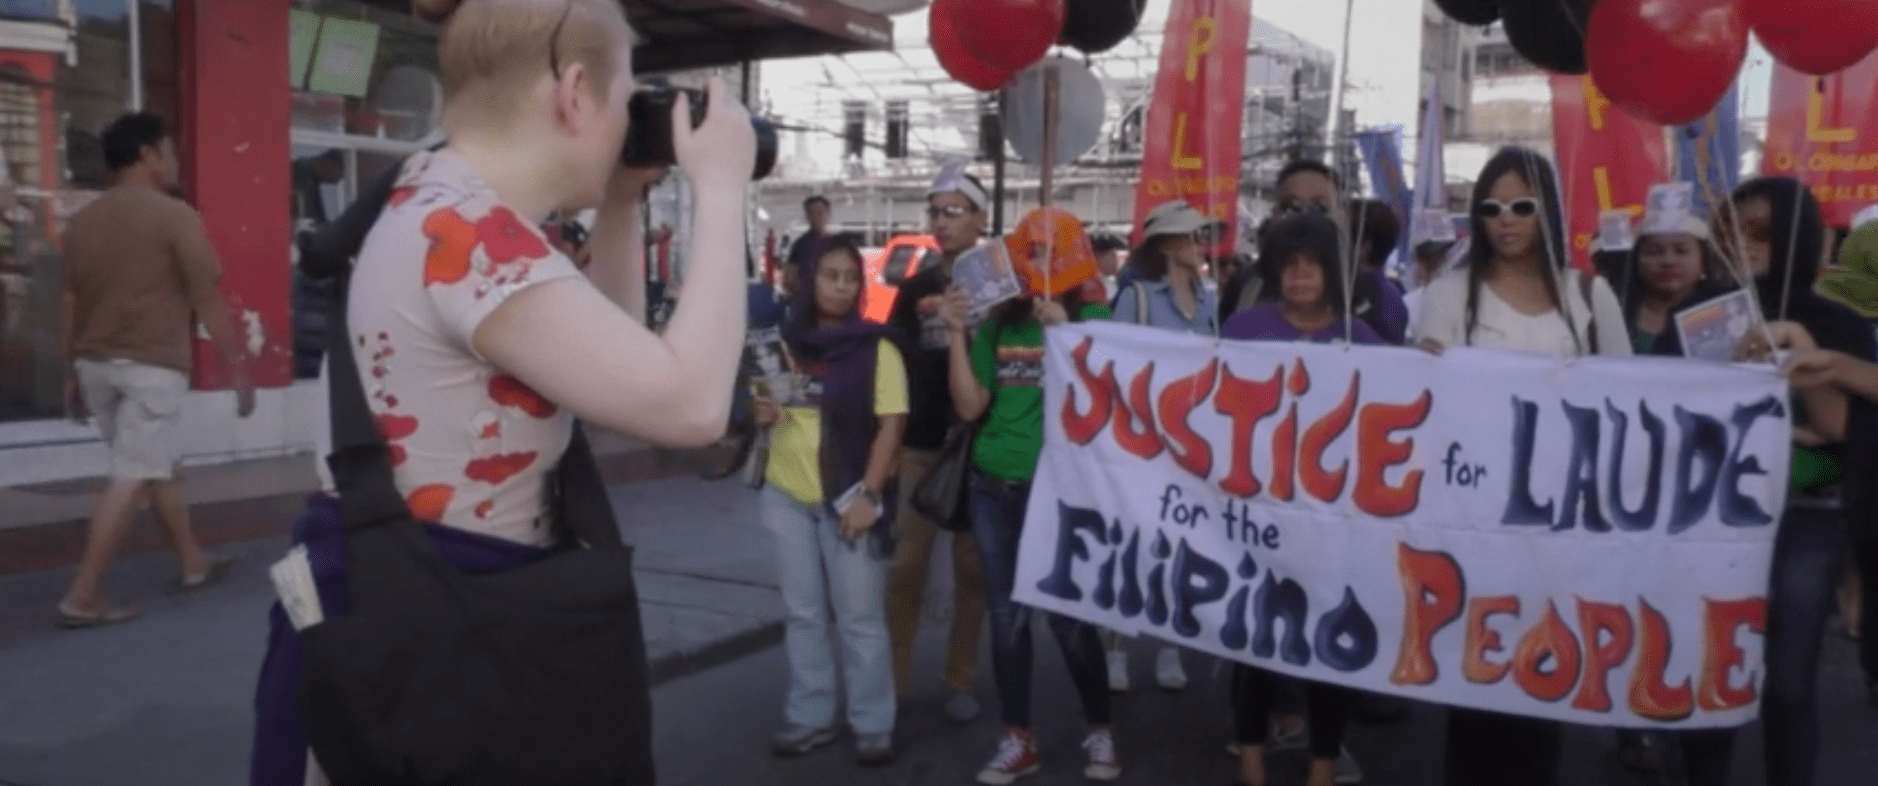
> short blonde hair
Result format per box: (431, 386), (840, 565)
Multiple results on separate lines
(438, 0), (635, 110)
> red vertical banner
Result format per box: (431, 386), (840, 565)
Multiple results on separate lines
(1762, 51), (1878, 228)
(1549, 74), (1670, 271)
(1130, 0), (1251, 245)
(180, 0), (294, 390)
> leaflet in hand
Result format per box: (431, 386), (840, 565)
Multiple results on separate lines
(952, 243), (1022, 318)
(1674, 289), (1757, 364)
(270, 545), (324, 631)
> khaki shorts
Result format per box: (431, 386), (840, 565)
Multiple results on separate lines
(75, 358), (188, 480)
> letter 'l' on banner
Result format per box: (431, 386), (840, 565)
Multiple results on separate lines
(1549, 74), (1670, 272)
(1129, 0), (1252, 248)
(1762, 50), (1878, 228)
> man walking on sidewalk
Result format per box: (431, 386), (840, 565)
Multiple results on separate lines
(883, 168), (991, 721)
(56, 111), (255, 627)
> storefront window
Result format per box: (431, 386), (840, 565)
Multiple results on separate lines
(289, 0), (440, 379)
(0, 0), (177, 424)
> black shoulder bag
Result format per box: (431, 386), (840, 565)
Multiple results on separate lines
(911, 321), (998, 532)
(294, 272), (654, 786)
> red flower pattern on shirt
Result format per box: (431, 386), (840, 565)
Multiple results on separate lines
(475, 206), (550, 265)
(375, 413), (419, 466)
(488, 375), (558, 418)
(422, 208), (478, 286)
(466, 452), (538, 485)
(407, 484), (454, 522)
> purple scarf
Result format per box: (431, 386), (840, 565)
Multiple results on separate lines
(784, 254), (898, 508)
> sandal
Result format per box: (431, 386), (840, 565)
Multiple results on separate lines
(57, 601), (139, 629)
(175, 552), (237, 592)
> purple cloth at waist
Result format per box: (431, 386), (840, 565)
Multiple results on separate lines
(249, 493), (551, 786)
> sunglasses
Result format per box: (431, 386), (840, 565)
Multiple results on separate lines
(1475, 198), (1541, 220)
(928, 205), (972, 220)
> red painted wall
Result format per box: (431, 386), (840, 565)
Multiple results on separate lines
(179, 0), (293, 390)
(0, 51), (61, 244)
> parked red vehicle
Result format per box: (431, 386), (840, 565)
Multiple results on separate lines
(862, 234), (940, 323)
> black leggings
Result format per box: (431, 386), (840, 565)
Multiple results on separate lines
(1231, 663), (1351, 761)
(1444, 708), (1560, 786)
(1858, 537), (1878, 684)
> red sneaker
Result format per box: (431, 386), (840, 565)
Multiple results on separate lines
(976, 729), (1041, 785)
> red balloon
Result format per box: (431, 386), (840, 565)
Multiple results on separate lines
(931, 0), (1016, 91)
(950, 0), (1067, 73)
(1744, 0), (1878, 76)
(1586, 0), (1749, 126)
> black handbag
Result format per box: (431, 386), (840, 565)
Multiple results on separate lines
(294, 271), (654, 786)
(911, 421), (977, 532)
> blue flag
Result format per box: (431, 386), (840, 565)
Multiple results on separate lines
(1353, 126), (1413, 262)
(1675, 88), (1741, 218)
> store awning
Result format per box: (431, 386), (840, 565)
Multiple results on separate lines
(624, 0), (895, 73)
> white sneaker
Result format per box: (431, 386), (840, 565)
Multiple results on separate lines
(1154, 646), (1187, 691)
(1106, 649), (1130, 693)
(1082, 728), (1121, 781)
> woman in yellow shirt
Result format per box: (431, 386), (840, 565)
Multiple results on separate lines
(752, 239), (909, 765)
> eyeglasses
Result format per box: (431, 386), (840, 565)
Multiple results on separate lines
(1277, 200), (1331, 217)
(547, 0), (574, 79)
(928, 205), (971, 220)
(1475, 198), (1541, 220)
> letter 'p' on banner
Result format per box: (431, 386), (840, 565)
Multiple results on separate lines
(1015, 323), (1789, 728)
(1762, 50), (1878, 228)
(1129, 0), (1251, 248)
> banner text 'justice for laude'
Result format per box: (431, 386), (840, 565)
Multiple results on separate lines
(1014, 323), (1789, 728)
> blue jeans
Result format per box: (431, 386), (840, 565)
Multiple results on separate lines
(969, 471), (1111, 730)
(759, 487), (896, 735)
(1760, 505), (1847, 786)
(1670, 505), (1849, 786)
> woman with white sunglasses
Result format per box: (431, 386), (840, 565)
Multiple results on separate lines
(1410, 146), (1631, 786)
(1414, 147), (1631, 362)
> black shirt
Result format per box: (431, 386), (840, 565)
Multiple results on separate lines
(888, 262), (958, 451)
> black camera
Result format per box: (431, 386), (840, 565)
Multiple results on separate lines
(623, 87), (777, 181)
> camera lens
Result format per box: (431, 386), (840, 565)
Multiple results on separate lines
(622, 88), (776, 181)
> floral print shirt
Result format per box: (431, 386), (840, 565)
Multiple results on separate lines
(347, 150), (582, 545)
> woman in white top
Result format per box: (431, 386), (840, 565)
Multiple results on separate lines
(1414, 147), (1630, 359)
(1411, 146), (1630, 786)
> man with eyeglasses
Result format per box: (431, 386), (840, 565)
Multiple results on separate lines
(883, 166), (992, 724)
(1222, 160), (1344, 318)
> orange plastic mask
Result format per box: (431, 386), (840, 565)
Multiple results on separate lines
(1003, 207), (1099, 297)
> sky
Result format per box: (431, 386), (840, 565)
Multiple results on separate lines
(766, 1), (1783, 185)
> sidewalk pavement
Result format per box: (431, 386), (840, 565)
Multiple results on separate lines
(0, 476), (782, 786)
(0, 431), (734, 576)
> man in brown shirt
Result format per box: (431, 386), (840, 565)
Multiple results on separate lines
(56, 112), (254, 627)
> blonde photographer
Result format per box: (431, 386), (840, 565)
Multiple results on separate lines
(251, 1), (755, 784)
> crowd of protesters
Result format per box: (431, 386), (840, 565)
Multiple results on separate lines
(744, 140), (1878, 786)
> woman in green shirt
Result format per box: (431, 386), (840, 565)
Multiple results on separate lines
(940, 283), (1118, 785)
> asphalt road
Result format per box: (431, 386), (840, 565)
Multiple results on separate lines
(649, 621), (1878, 786)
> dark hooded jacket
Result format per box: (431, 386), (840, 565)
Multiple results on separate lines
(1653, 178), (1878, 539)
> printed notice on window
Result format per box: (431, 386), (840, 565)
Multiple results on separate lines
(307, 18), (381, 98)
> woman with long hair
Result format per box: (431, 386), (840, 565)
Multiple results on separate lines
(1105, 199), (1223, 693)
(1411, 146), (1631, 786)
(750, 239), (908, 765)
(1653, 178), (1877, 786)
(941, 261), (1119, 784)
(1219, 212), (1375, 786)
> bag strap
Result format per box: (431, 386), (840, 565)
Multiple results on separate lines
(1133, 282), (1149, 326)
(1576, 270), (1600, 355)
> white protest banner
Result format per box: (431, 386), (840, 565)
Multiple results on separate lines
(1016, 323), (1789, 729)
